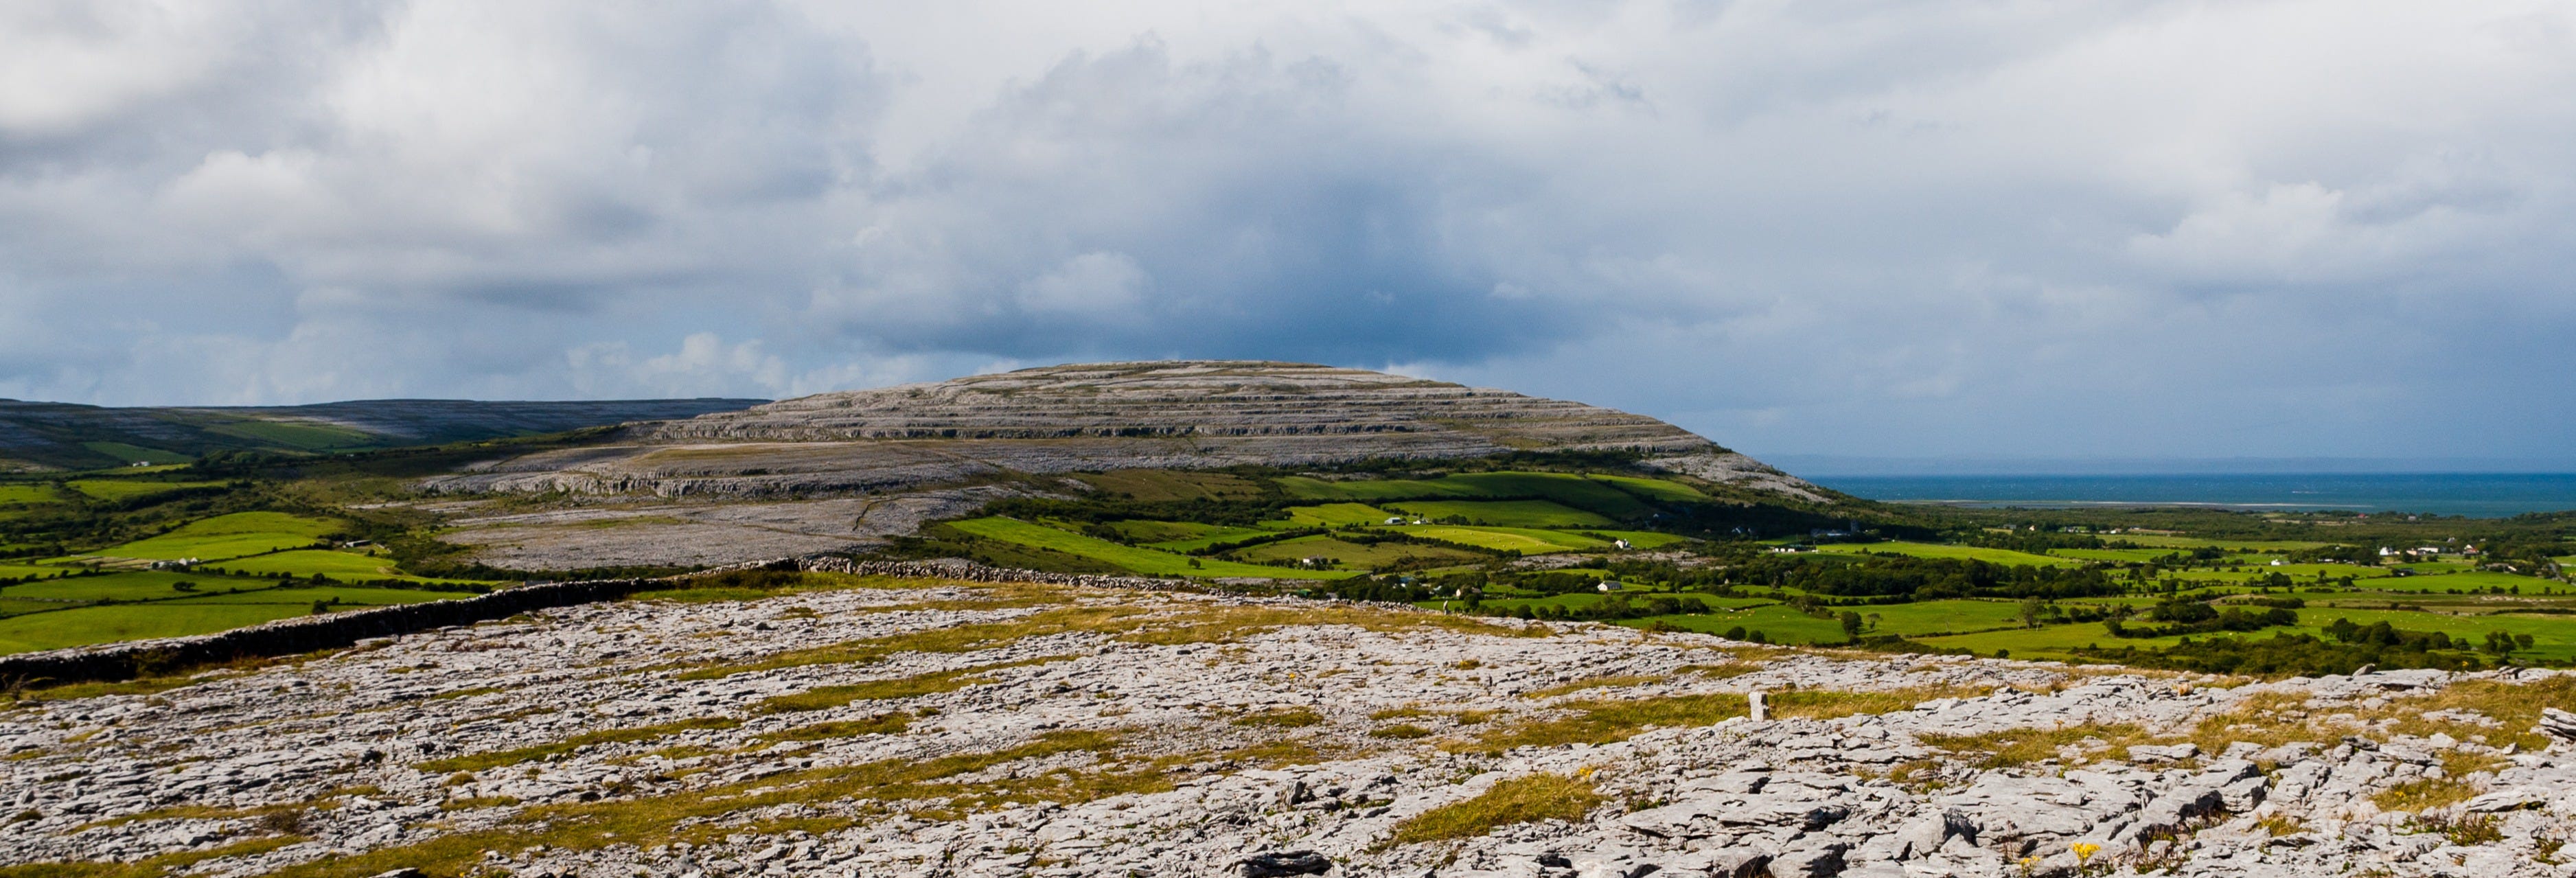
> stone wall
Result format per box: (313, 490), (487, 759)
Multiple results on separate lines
(0, 577), (656, 688)
(0, 553), (1407, 687)
(0, 556), (1241, 688)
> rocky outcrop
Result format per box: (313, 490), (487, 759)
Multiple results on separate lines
(422, 361), (1827, 501)
(5, 577), (2572, 878)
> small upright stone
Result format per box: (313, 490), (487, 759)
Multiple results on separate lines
(1749, 690), (1769, 721)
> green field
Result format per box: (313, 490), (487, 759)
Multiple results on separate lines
(1815, 541), (2074, 567)
(0, 586), (461, 654)
(1277, 471), (1669, 520)
(2051, 548), (2178, 564)
(1105, 521), (1276, 553)
(197, 418), (376, 450)
(1, 570), (231, 602)
(166, 585), (465, 606)
(1620, 604), (1851, 645)
(78, 442), (192, 465)
(948, 517), (1348, 579)
(1232, 535), (1486, 568)
(1594, 531), (1691, 549)
(85, 511), (341, 561)
(1391, 525), (1607, 554)
(65, 480), (227, 502)
(1, 563), (58, 580)
(1460, 592), (1775, 614)
(1917, 605), (2576, 665)
(1381, 499), (1615, 528)
(1584, 474), (1706, 502)
(216, 550), (491, 584)
(1918, 623), (2190, 659)
(0, 604), (306, 654)
(0, 485), (62, 505)
(2349, 571), (2553, 593)
(1841, 599), (2034, 636)
(2107, 535), (2334, 551)
(1270, 502), (1399, 529)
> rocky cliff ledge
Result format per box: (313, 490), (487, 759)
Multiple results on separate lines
(423, 361), (1824, 503)
(5, 574), (2571, 877)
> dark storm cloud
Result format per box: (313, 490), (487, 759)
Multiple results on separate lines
(0, 1), (2571, 459)
(810, 42), (1576, 362)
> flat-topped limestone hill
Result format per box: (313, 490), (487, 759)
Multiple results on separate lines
(409, 362), (1825, 570)
(425, 360), (1823, 502)
(646, 360), (1708, 447)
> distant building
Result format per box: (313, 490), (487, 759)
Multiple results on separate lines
(1596, 581), (1624, 592)
(1611, 539), (1632, 549)
(1384, 517), (1405, 525)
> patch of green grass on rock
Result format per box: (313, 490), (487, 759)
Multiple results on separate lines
(418, 717), (741, 772)
(1383, 773), (1603, 848)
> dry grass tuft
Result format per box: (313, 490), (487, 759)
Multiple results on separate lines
(1463, 686), (1970, 755)
(417, 717), (741, 773)
(2413, 812), (2505, 845)
(1522, 674), (1668, 699)
(2374, 777), (2479, 814)
(1116, 603), (1537, 646)
(1230, 707), (1324, 728)
(1458, 693), (1745, 754)
(1383, 774), (1603, 848)
(256, 730), (1134, 878)
(755, 656), (1073, 713)
(1918, 724), (2157, 769)
(675, 606), (1142, 680)
(2255, 814), (2307, 836)
(757, 713), (913, 743)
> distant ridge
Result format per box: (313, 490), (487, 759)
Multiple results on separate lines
(0, 397), (766, 471)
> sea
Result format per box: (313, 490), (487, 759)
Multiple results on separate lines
(1808, 473), (2576, 518)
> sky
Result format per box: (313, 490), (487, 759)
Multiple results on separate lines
(3, 1), (2573, 464)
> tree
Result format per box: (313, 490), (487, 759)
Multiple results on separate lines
(1839, 611), (1863, 640)
(2019, 597), (2047, 629)
(2483, 630), (2518, 656)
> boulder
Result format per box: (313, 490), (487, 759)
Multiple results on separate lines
(1767, 842), (1850, 878)
(2540, 708), (2576, 743)
(1239, 850), (1333, 877)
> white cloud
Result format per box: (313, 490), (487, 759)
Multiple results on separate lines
(1, 0), (2574, 460)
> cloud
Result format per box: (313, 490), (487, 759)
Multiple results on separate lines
(1, 0), (2574, 461)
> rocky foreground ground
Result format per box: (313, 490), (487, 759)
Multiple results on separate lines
(7, 575), (2576, 877)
